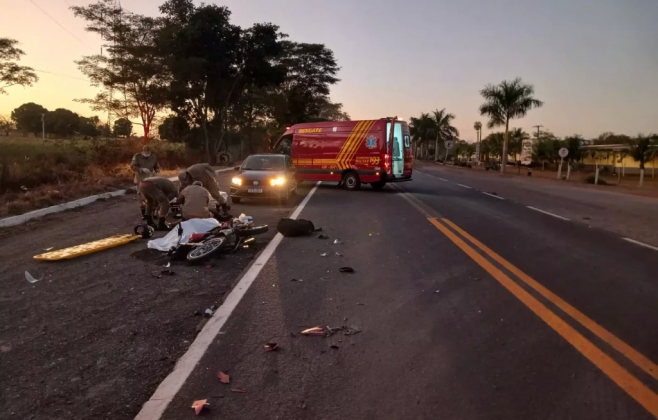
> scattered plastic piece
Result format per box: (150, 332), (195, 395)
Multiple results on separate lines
(301, 326), (326, 336)
(335, 252), (342, 257)
(264, 342), (279, 352)
(191, 399), (209, 415)
(320, 253), (327, 257)
(25, 271), (42, 284)
(333, 239), (343, 245)
(434, 290), (440, 294)
(330, 344), (340, 349)
(165, 262), (171, 268)
(339, 267), (354, 273)
(231, 387), (247, 393)
(217, 371), (230, 384)
(204, 309), (214, 317)
(44, 247), (54, 251)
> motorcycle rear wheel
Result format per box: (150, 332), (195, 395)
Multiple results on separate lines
(186, 237), (227, 262)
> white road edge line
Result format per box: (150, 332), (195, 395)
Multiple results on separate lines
(622, 238), (658, 252)
(134, 181), (321, 420)
(482, 192), (504, 200)
(526, 206), (570, 221)
(0, 168), (234, 228)
(457, 183), (472, 189)
(438, 178), (449, 182)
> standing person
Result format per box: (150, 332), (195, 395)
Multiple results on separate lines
(139, 177), (177, 230)
(178, 181), (212, 220)
(131, 145), (160, 218)
(178, 163), (229, 215)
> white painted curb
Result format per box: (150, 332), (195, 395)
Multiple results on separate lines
(0, 168), (235, 228)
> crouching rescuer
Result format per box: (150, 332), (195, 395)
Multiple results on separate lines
(131, 145), (160, 218)
(178, 163), (229, 216)
(139, 177), (177, 230)
(178, 181), (212, 220)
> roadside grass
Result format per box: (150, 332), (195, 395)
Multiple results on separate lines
(0, 134), (202, 217)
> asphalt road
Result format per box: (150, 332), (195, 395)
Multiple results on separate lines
(160, 169), (658, 419)
(0, 171), (312, 420)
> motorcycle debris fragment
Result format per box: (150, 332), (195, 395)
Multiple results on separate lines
(434, 290), (440, 294)
(217, 371), (230, 384)
(204, 309), (214, 317)
(231, 387), (247, 393)
(161, 269), (176, 276)
(301, 326), (327, 336)
(339, 267), (354, 273)
(264, 342), (279, 352)
(191, 399), (209, 415)
(333, 239), (343, 245)
(320, 253), (327, 257)
(25, 271), (42, 284)
(317, 234), (329, 240)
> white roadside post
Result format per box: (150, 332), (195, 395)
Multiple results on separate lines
(444, 140), (453, 165)
(557, 148), (568, 180)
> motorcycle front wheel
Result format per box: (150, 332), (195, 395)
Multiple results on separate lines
(186, 237), (227, 262)
(236, 225), (269, 238)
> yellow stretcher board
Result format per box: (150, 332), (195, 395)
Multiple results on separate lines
(34, 234), (142, 261)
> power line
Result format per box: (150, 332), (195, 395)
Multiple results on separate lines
(33, 69), (88, 82)
(28, 0), (92, 50)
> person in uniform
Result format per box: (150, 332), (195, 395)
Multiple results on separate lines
(178, 163), (229, 215)
(131, 145), (160, 218)
(177, 181), (212, 220)
(139, 177), (177, 230)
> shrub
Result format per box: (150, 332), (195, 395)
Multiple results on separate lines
(584, 174), (610, 185)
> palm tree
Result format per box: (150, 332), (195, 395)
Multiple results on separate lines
(479, 78), (543, 173)
(410, 112), (434, 159)
(508, 128), (530, 173)
(473, 121), (482, 162)
(630, 133), (658, 186)
(430, 108), (459, 162)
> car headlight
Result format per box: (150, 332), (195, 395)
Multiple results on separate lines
(231, 177), (242, 186)
(270, 176), (285, 186)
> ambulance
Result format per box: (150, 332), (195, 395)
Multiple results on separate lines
(273, 118), (413, 190)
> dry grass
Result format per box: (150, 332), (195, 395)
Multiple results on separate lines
(0, 134), (203, 217)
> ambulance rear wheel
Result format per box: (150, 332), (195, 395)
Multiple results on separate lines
(343, 172), (361, 191)
(371, 181), (386, 190)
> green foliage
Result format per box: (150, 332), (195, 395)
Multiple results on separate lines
(507, 128), (529, 159)
(79, 116), (102, 138)
(629, 133), (658, 170)
(46, 108), (80, 138)
(430, 108), (459, 160)
(113, 118), (133, 137)
(73, 0), (169, 141)
(0, 38), (38, 94)
(158, 115), (190, 143)
(11, 102), (47, 136)
(0, 115), (15, 136)
(479, 78), (543, 170)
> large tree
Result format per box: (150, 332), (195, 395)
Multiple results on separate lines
(159, 0), (285, 162)
(46, 108), (80, 138)
(72, 0), (169, 143)
(430, 108), (459, 162)
(113, 118), (133, 137)
(0, 38), (38, 94)
(0, 115), (14, 136)
(11, 102), (48, 137)
(479, 78), (543, 173)
(630, 133), (657, 186)
(158, 115), (190, 143)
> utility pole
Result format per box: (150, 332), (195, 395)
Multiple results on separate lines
(533, 125), (543, 140)
(41, 113), (45, 139)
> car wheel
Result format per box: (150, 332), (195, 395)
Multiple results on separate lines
(342, 172), (361, 191)
(232, 197), (241, 204)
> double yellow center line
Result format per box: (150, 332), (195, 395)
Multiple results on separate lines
(396, 186), (658, 418)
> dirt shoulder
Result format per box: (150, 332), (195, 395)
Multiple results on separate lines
(0, 172), (309, 420)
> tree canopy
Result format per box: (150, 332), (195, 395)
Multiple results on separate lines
(0, 38), (38, 95)
(11, 102), (47, 137)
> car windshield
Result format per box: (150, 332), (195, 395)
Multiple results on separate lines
(242, 156), (284, 171)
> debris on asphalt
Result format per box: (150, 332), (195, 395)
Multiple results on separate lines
(44, 247), (54, 251)
(291, 278), (303, 282)
(320, 253), (327, 257)
(164, 262), (170, 268)
(205, 264), (213, 269)
(326, 325), (361, 336)
(194, 311), (201, 316)
(161, 269), (175, 276)
(264, 342), (279, 352)
(204, 309), (214, 317)
(330, 345), (340, 350)
(277, 218), (317, 237)
(231, 387), (247, 393)
(217, 371), (230, 384)
(151, 271), (162, 279)
(317, 234), (329, 239)
(301, 326), (327, 336)
(434, 290), (441, 294)
(191, 399), (209, 415)
(300, 401), (307, 410)
(335, 252), (342, 257)
(339, 267), (355, 273)
(357, 302), (366, 306)
(25, 271), (42, 284)
(333, 239), (343, 245)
